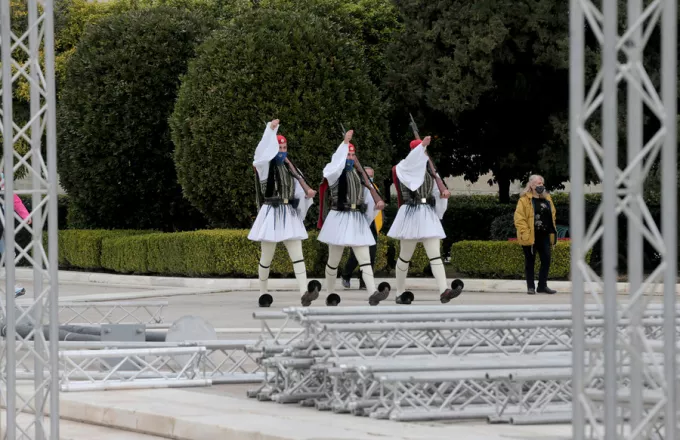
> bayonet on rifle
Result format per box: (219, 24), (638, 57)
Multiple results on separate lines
(409, 113), (421, 140)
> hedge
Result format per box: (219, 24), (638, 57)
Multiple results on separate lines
(57, 228), (602, 280)
(58, 229), (152, 269)
(450, 240), (592, 279)
(94, 229), (390, 278)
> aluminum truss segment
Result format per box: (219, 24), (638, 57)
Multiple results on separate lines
(0, 0), (59, 438)
(570, 0), (678, 438)
(54, 301), (167, 325)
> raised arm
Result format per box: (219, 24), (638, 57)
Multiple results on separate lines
(253, 119), (280, 178)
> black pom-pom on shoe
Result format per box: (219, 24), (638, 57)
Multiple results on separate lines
(396, 291), (414, 305)
(450, 279), (464, 297)
(258, 294), (273, 308)
(326, 293), (341, 306)
(308, 280), (322, 293)
(301, 280), (322, 306)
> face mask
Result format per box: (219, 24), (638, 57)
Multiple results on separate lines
(275, 152), (287, 165)
(345, 159), (354, 170)
(535, 185), (545, 194)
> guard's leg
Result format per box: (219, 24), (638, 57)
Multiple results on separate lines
(258, 241), (277, 307)
(354, 246), (390, 306)
(423, 238), (462, 303)
(283, 239), (320, 306)
(325, 245), (344, 306)
(423, 238), (447, 293)
(395, 239), (418, 304)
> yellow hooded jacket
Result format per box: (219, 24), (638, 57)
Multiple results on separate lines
(513, 192), (557, 246)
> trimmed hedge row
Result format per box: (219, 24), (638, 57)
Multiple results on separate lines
(57, 229), (446, 278)
(59, 229), (393, 277)
(58, 229), (152, 269)
(58, 230), (586, 280)
(450, 240), (592, 279)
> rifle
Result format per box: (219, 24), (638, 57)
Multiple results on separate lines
(340, 122), (383, 204)
(409, 113), (448, 193)
(284, 157), (315, 197)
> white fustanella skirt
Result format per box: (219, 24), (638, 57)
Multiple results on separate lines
(318, 210), (376, 247)
(387, 204), (446, 240)
(248, 204), (308, 242)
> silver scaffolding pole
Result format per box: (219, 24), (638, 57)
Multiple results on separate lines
(570, 0), (678, 438)
(0, 0), (60, 439)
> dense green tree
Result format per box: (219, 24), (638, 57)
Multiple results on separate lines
(386, 0), (575, 202)
(58, 7), (216, 230)
(171, 8), (390, 227)
(258, 0), (400, 87)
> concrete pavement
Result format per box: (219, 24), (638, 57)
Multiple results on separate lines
(15, 267), (680, 295)
(4, 269), (665, 439)
(50, 387), (572, 440)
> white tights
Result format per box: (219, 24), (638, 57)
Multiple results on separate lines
(395, 238), (447, 294)
(325, 245), (375, 294)
(259, 240), (307, 297)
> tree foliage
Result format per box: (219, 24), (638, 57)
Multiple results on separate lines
(258, 0), (400, 87)
(171, 8), (390, 227)
(54, 0), (250, 87)
(386, 0), (574, 202)
(57, 7), (217, 230)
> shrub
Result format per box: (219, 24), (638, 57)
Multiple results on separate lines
(450, 240), (592, 279)
(258, 0), (400, 86)
(66, 229), (394, 277)
(57, 7), (215, 231)
(101, 234), (156, 274)
(441, 196), (516, 251)
(58, 229), (152, 269)
(54, 0), (251, 88)
(171, 8), (390, 227)
(490, 213), (516, 241)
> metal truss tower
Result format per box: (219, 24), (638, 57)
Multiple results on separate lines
(570, 0), (678, 438)
(0, 0), (60, 438)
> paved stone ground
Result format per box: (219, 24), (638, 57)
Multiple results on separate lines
(145, 286), (655, 328)
(9, 275), (657, 439)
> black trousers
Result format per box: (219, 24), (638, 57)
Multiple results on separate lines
(522, 233), (552, 290)
(342, 221), (378, 286)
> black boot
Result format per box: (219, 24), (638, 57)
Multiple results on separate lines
(301, 280), (322, 306)
(368, 282), (391, 306)
(440, 279), (464, 303)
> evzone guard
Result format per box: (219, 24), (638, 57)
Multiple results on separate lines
(249, 119), (322, 308)
(388, 133), (464, 304)
(317, 129), (390, 306)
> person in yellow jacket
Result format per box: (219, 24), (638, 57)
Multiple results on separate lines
(341, 166), (383, 289)
(514, 174), (557, 295)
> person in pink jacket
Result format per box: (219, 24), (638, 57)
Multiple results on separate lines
(1, 173), (31, 297)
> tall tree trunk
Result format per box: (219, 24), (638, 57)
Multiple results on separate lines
(497, 176), (511, 203)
